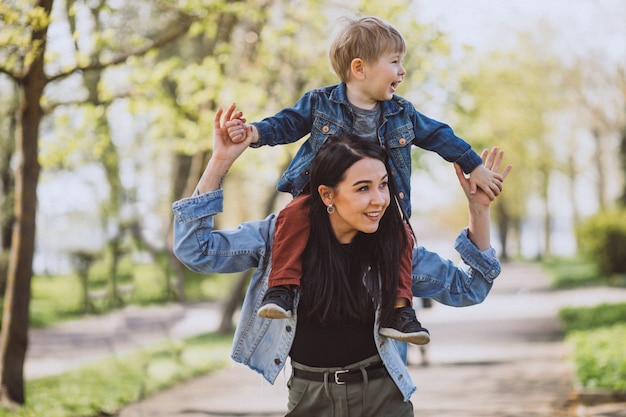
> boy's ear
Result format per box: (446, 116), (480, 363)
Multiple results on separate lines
(350, 58), (366, 80)
(318, 185), (334, 205)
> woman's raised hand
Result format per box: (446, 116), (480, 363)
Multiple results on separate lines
(455, 147), (512, 207)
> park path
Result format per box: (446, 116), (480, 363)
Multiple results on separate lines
(27, 262), (626, 416)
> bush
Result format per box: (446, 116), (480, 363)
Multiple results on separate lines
(559, 302), (626, 333)
(576, 210), (626, 277)
(567, 324), (626, 392)
(560, 303), (626, 393)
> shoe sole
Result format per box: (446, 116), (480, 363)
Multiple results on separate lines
(258, 304), (292, 319)
(379, 328), (430, 345)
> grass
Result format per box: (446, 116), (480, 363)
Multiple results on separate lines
(0, 332), (232, 417)
(542, 257), (607, 289)
(542, 256), (626, 289)
(25, 263), (234, 328)
(0, 260), (239, 416)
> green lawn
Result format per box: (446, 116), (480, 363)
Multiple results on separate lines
(0, 332), (232, 417)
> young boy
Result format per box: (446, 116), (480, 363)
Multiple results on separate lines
(226, 16), (503, 346)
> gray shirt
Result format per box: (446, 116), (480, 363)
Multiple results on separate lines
(350, 102), (381, 144)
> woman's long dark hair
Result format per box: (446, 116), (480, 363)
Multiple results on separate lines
(299, 134), (412, 327)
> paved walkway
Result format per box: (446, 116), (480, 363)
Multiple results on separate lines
(27, 262), (626, 417)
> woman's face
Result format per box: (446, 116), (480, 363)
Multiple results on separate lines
(322, 157), (391, 244)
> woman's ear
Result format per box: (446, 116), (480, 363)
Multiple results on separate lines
(350, 58), (366, 80)
(318, 185), (334, 206)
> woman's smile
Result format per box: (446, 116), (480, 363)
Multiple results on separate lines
(326, 158), (390, 243)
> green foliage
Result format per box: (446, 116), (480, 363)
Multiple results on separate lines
(566, 324), (626, 392)
(541, 256), (610, 289)
(576, 209), (626, 277)
(18, 263), (233, 328)
(0, 1), (51, 71)
(560, 303), (626, 393)
(0, 332), (232, 417)
(559, 303), (626, 333)
(29, 275), (84, 327)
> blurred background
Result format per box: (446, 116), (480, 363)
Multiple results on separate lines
(4, 0), (625, 273)
(0, 0), (625, 413)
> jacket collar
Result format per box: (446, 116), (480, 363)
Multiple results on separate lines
(329, 83), (402, 117)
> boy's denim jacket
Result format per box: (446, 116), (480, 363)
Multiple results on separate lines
(251, 83), (483, 216)
(172, 190), (502, 402)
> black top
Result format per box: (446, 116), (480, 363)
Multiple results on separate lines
(290, 241), (378, 367)
(289, 312), (377, 367)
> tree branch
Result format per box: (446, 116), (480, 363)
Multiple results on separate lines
(0, 66), (22, 84)
(42, 90), (135, 114)
(46, 13), (198, 84)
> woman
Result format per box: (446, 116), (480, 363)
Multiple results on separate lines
(173, 104), (511, 416)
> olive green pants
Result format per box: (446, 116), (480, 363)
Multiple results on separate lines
(287, 355), (413, 417)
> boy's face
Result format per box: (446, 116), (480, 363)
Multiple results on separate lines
(361, 51), (406, 102)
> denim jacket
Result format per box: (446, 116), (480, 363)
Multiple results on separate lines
(172, 190), (501, 402)
(251, 83), (483, 216)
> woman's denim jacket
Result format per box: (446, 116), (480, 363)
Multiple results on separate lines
(172, 190), (502, 403)
(251, 83), (483, 217)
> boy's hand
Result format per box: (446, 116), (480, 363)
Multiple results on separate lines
(468, 149), (506, 200)
(212, 104), (253, 163)
(223, 103), (258, 144)
(458, 147), (511, 205)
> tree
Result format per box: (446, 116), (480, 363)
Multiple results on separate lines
(0, 0), (195, 405)
(0, 81), (18, 296)
(0, 1), (54, 405)
(452, 32), (567, 259)
(575, 57), (626, 210)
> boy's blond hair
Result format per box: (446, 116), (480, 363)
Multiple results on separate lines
(329, 16), (407, 83)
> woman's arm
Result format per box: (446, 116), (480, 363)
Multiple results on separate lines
(193, 104), (253, 195)
(411, 147), (511, 306)
(173, 104), (272, 275)
(455, 147), (512, 251)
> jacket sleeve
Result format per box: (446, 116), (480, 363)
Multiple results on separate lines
(250, 91), (315, 147)
(408, 106), (483, 174)
(172, 189), (274, 274)
(411, 228), (501, 306)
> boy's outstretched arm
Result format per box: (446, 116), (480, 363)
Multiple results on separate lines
(467, 150), (505, 200)
(223, 103), (259, 144)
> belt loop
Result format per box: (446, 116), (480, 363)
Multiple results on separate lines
(360, 366), (369, 392)
(323, 371), (331, 399)
(360, 366), (368, 417)
(323, 372), (335, 417)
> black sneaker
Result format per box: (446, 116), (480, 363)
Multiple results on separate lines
(379, 306), (430, 345)
(257, 286), (295, 319)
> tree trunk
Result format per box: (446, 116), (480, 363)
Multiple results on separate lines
(0, 0), (52, 405)
(619, 114), (626, 207)
(540, 167), (551, 258)
(495, 203), (510, 262)
(0, 96), (17, 296)
(217, 270), (252, 334)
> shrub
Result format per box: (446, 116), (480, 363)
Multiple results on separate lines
(567, 324), (626, 392)
(576, 210), (626, 277)
(559, 302), (626, 333)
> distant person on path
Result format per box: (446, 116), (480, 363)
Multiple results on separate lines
(172, 105), (511, 416)
(225, 15), (504, 346)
